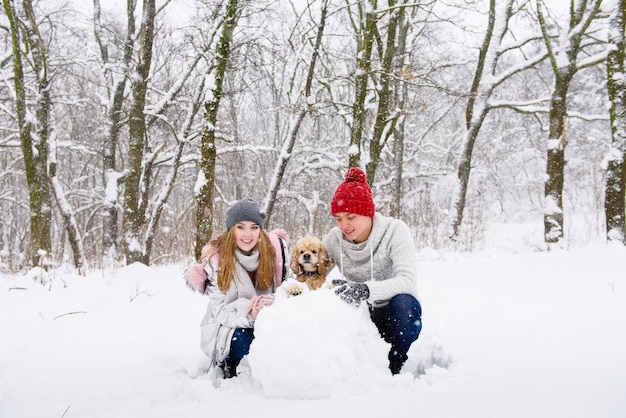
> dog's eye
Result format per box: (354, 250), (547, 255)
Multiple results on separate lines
(299, 250), (305, 254)
(312, 250), (317, 254)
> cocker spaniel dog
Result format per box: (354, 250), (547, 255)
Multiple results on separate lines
(286, 236), (333, 295)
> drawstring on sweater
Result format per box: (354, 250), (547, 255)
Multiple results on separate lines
(340, 238), (344, 278)
(370, 241), (373, 281)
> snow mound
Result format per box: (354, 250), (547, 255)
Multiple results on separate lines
(247, 288), (393, 399)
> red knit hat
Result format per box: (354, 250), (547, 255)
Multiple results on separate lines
(330, 167), (375, 217)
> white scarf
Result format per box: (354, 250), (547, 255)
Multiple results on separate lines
(235, 247), (260, 272)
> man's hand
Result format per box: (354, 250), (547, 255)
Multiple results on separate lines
(332, 279), (369, 306)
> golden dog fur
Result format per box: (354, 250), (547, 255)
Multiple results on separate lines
(289, 236), (333, 291)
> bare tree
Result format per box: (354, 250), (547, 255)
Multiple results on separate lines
(3, 0), (52, 267)
(263, 0), (329, 225)
(390, 3), (411, 218)
(92, 0), (136, 265)
(605, 0), (626, 242)
(346, 1), (375, 171)
(122, 0), (157, 264)
(342, 0), (422, 186)
(195, 0), (241, 259)
(49, 141), (87, 273)
(364, 0), (408, 184)
(536, 0), (607, 245)
(451, 0), (547, 240)
(90, 0), (208, 265)
(2, 0), (90, 271)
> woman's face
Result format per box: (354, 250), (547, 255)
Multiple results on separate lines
(234, 221), (261, 254)
(333, 212), (373, 244)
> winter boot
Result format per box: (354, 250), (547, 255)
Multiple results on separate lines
(221, 359), (240, 379)
(389, 352), (407, 375)
(389, 359), (403, 375)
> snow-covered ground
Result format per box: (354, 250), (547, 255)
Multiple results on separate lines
(1, 243), (625, 418)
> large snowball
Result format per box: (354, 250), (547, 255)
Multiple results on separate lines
(247, 287), (391, 399)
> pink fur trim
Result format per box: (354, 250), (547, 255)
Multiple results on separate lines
(185, 262), (209, 293)
(268, 229), (289, 288)
(269, 228), (289, 244)
(184, 244), (218, 294)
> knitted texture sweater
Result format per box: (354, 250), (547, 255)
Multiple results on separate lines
(322, 213), (419, 308)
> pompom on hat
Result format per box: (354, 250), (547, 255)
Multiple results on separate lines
(226, 198), (266, 230)
(330, 167), (375, 217)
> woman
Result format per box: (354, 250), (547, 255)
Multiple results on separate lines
(322, 168), (422, 375)
(185, 198), (289, 380)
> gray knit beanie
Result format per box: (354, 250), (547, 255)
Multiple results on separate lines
(226, 198), (265, 230)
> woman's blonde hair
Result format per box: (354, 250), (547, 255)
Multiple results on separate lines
(205, 227), (276, 292)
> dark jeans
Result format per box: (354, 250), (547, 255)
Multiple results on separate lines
(226, 327), (255, 365)
(370, 293), (422, 374)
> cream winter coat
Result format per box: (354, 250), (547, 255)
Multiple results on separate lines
(193, 232), (289, 365)
(199, 253), (274, 364)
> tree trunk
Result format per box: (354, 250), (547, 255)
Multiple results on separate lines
(605, 0), (626, 242)
(348, 5), (376, 169)
(537, 0), (603, 245)
(3, 0), (52, 267)
(365, 0), (403, 185)
(195, 0), (240, 259)
(94, 0), (136, 264)
(390, 5), (410, 219)
(25, 0), (88, 271)
(452, 109), (490, 238)
(49, 163), (87, 273)
(544, 82), (569, 243)
(450, 0), (502, 239)
(123, 0), (156, 265)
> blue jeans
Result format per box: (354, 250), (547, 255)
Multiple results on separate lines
(369, 294), (422, 374)
(226, 327), (255, 366)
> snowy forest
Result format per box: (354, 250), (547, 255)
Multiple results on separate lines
(1, 0), (625, 272)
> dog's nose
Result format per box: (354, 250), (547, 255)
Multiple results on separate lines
(303, 253), (311, 261)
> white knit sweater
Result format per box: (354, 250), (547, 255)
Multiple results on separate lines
(322, 213), (419, 308)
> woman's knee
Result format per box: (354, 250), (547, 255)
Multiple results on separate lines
(228, 328), (255, 361)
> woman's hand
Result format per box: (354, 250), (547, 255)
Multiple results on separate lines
(249, 294), (275, 320)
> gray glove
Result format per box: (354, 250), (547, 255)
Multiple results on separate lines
(332, 279), (369, 306)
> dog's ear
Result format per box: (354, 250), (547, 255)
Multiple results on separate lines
(317, 245), (333, 276)
(290, 245), (301, 274)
